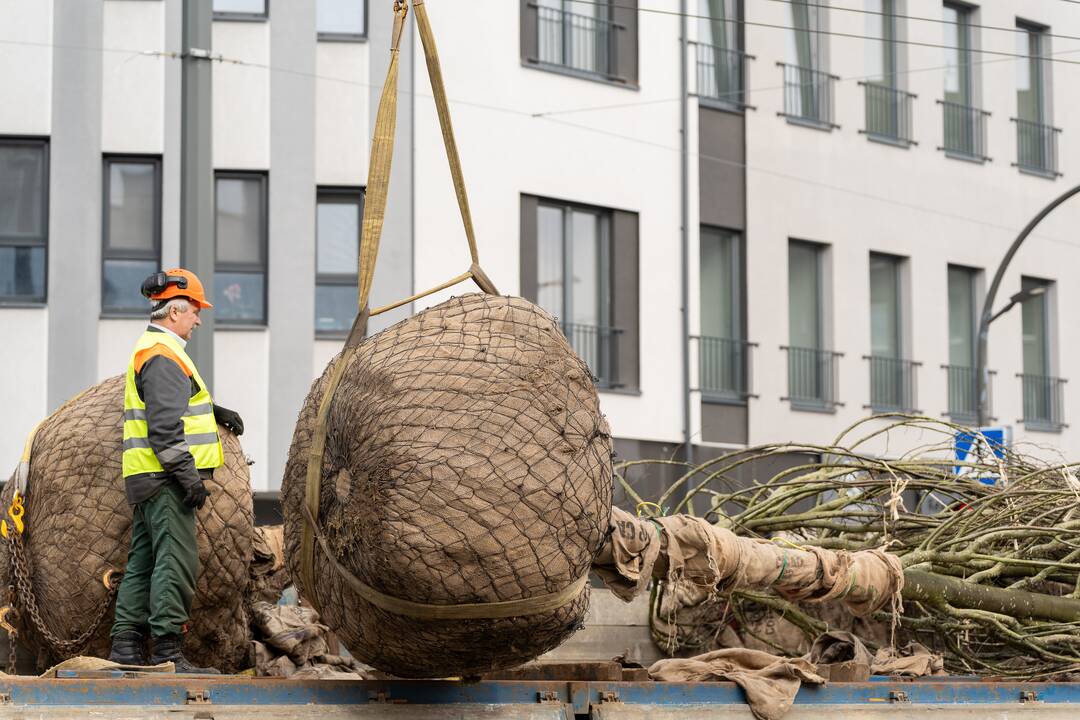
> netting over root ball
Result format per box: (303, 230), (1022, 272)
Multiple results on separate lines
(0, 376), (255, 672)
(281, 294), (613, 678)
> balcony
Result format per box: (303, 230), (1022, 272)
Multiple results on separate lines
(938, 100), (991, 162)
(561, 321), (623, 389)
(859, 82), (916, 146)
(693, 43), (754, 109)
(693, 336), (756, 401)
(942, 364), (995, 426)
(535, 3), (620, 80)
(1012, 118), (1062, 178)
(782, 346), (843, 411)
(777, 62), (839, 130)
(1018, 373), (1067, 432)
(864, 356), (920, 413)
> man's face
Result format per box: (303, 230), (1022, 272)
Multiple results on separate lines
(171, 303), (202, 341)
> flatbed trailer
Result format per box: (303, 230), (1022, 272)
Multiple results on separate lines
(1, 672), (1079, 719)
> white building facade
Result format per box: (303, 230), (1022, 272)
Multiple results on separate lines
(1, 0), (1078, 498)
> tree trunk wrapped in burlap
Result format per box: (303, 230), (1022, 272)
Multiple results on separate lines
(281, 293), (613, 678)
(0, 376), (254, 672)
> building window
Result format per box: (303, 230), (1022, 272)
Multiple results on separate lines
(1013, 21), (1059, 176)
(102, 157), (161, 315)
(317, 0), (366, 40)
(867, 253), (918, 412)
(521, 0), (638, 86)
(0, 138), (48, 304)
(860, 0), (915, 145)
(315, 187), (363, 335)
(940, 3), (989, 160)
(1019, 277), (1064, 430)
(521, 195), (638, 390)
(214, 172), (268, 325)
(780, 0), (837, 128)
(944, 265), (981, 422)
(213, 0), (267, 20)
(697, 227), (752, 400)
(694, 0), (750, 108)
(784, 240), (840, 410)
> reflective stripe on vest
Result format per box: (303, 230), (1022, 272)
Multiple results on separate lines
(122, 330), (224, 478)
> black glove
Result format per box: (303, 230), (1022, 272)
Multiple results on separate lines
(214, 405), (244, 436)
(183, 480), (210, 510)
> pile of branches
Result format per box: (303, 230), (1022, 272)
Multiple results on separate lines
(617, 416), (1080, 678)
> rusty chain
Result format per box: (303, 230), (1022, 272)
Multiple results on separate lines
(3, 585), (16, 674)
(6, 531), (120, 659)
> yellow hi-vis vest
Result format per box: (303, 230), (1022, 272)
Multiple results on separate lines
(122, 330), (223, 478)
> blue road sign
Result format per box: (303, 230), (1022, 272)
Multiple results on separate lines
(954, 426), (1011, 483)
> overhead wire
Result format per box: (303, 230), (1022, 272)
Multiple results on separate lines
(763, 0), (1080, 46)
(1, 13), (1078, 250)
(569, 0), (1080, 65)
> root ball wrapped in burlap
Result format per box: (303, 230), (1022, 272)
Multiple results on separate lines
(282, 294), (613, 677)
(0, 376), (254, 672)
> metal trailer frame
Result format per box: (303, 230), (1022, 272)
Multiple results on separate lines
(0, 674), (1076, 717)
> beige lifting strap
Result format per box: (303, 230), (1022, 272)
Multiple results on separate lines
(299, 2), (584, 619)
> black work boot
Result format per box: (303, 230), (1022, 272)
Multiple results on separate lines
(150, 633), (220, 674)
(107, 630), (148, 666)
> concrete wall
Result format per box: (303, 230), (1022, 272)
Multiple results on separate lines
(0, 0), (52, 135)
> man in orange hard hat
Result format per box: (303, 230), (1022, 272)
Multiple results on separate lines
(108, 269), (243, 673)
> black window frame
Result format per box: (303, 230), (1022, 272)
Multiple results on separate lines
(100, 154), (163, 317)
(520, 193), (640, 392)
(0, 136), (50, 306)
(315, 185), (365, 338)
(316, 0), (368, 42)
(520, 0), (639, 88)
(214, 170), (269, 326)
(212, 0), (269, 22)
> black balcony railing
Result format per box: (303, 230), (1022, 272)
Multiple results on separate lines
(942, 364), (995, 425)
(694, 43), (753, 108)
(1018, 373), (1067, 431)
(561, 321), (622, 388)
(782, 346), (843, 410)
(864, 356), (920, 412)
(536, 4), (619, 78)
(938, 100), (991, 161)
(859, 82), (916, 145)
(777, 62), (839, 129)
(694, 336), (756, 400)
(1012, 118), (1062, 177)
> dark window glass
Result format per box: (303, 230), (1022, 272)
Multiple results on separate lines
(215, 173), (267, 324)
(215, 271), (266, 322)
(104, 259), (159, 313)
(0, 144), (46, 239)
(102, 157), (161, 314)
(0, 246), (45, 301)
(216, 177), (264, 265)
(318, 0), (366, 37)
(106, 162), (156, 252)
(315, 188), (363, 334)
(0, 139), (48, 303)
(213, 0), (267, 17)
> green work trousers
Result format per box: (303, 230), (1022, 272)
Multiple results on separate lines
(111, 484), (199, 638)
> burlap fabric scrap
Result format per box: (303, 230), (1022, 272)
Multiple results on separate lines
(250, 601), (368, 679)
(595, 507), (903, 615)
(649, 635), (943, 720)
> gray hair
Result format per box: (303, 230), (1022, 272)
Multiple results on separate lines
(150, 297), (191, 320)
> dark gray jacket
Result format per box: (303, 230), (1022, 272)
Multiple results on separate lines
(125, 326), (221, 505)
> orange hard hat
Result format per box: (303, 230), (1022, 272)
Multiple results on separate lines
(143, 268), (214, 309)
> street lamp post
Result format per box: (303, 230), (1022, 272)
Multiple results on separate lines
(976, 183), (1080, 427)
